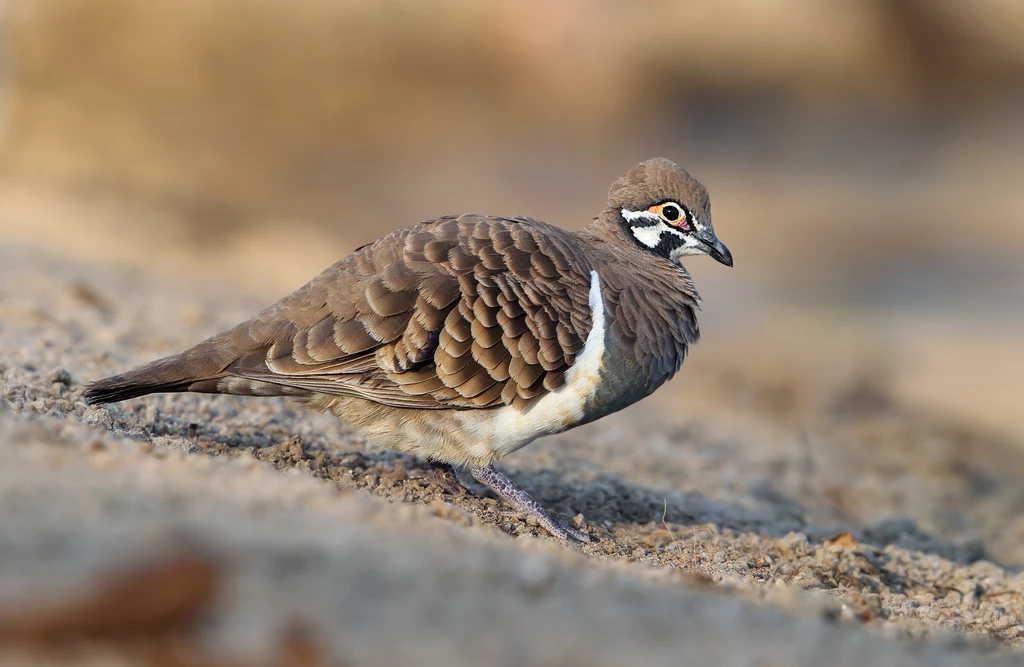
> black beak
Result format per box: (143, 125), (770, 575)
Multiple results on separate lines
(698, 231), (733, 267)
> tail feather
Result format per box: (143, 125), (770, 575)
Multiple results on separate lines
(83, 378), (202, 405)
(83, 353), (227, 405)
(84, 330), (244, 405)
(82, 330), (309, 405)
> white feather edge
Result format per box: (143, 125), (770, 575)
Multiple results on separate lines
(621, 209), (661, 223)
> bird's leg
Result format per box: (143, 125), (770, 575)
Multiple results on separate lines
(468, 464), (590, 543)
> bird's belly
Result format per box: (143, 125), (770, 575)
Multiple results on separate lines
(473, 364), (603, 458)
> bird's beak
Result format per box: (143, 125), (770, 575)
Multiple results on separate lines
(698, 229), (733, 267)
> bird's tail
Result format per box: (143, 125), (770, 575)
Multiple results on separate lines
(83, 334), (240, 405)
(84, 358), (223, 405)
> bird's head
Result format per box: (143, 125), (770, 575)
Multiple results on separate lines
(606, 158), (732, 267)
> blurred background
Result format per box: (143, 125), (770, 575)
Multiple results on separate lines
(1, 0), (1022, 436)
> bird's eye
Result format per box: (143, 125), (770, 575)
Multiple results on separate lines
(643, 202), (689, 229)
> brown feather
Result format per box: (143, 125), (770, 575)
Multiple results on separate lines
(87, 214), (597, 412)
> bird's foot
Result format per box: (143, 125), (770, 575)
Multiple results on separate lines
(468, 464), (590, 544)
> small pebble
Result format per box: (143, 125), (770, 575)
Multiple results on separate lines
(48, 368), (73, 386)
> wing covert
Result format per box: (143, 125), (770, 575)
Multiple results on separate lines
(224, 215), (595, 410)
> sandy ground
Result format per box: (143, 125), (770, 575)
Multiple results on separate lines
(1, 240), (1023, 665)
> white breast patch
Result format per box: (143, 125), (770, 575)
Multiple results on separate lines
(466, 269), (607, 459)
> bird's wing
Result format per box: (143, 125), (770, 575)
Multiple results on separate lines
(223, 214), (596, 410)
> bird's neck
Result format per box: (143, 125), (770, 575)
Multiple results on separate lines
(579, 209), (700, 296)
(577, 207), (624, 243)
(578, 209), (702, 375)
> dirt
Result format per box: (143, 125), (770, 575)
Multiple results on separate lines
(1, 239), (1023, 667)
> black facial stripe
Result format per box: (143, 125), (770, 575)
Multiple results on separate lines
(623, 218), (688, 258)
(649, 229), (687, 258)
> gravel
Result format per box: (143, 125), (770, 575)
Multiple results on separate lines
(1, 246), (1022, 666)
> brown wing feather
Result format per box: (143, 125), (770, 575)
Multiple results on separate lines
(223, 215), (594, 410)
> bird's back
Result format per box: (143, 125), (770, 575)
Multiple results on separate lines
(85, 214), (598, 413)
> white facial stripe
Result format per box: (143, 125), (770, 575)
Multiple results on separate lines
(623, 207), (694, 250)
(670, 234), (712, 263)
(631, 224), (683, 248)
(621, 209), (662, 223)
(630, 225), (663, 248)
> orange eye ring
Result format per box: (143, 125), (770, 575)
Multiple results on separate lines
(647, 202), (689, 229)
